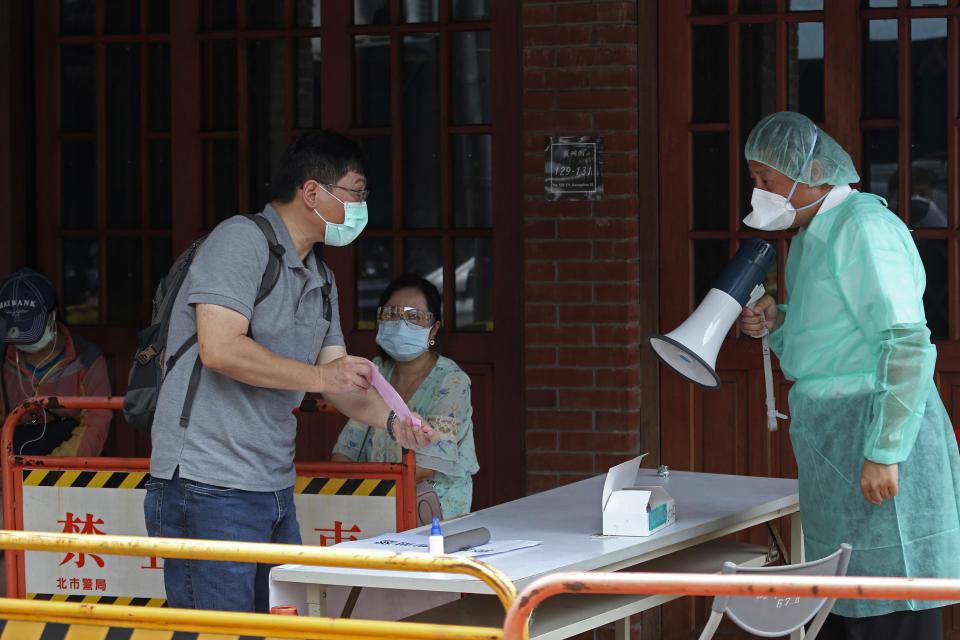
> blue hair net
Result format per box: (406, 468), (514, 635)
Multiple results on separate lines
(745, 112), (860, 187)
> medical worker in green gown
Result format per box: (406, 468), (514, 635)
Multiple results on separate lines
(738, 111), (960, 640)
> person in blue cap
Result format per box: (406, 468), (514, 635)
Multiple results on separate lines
(0, 267), (111, 457)
(737, 111), (960, 640)
(0, 267), (112, 596)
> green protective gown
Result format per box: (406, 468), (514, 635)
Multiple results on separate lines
(769, 190), (960, 617)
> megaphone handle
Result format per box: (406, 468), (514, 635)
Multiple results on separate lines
(759, 310), (788, 432)
(746, 291), (770, 340)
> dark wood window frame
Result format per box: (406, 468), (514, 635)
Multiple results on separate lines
(32, 1), (523, 511)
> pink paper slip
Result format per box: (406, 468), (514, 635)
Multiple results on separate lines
(366, 359), (421, 427)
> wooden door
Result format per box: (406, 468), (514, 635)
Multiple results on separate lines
(301, 2), (523, 511)
(31, 0), (523, 511)
(33, 0), (179, 458)
(659, 0), (960, 638)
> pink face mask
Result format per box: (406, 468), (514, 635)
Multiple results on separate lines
(365, 358), (421, 427)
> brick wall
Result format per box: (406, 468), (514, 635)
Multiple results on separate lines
(522, 1), (644, 495)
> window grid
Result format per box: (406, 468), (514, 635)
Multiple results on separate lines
(688, 1), (960, 339)
(51, 0), (173, 326)
(688, 0), (827, 317)
(860, 5), (960, 337)
(347, 6), (494, 332)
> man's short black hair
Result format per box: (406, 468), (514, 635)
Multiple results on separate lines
(270, 130), (369, 203)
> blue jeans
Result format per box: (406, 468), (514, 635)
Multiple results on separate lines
(143, 467), (301, 612)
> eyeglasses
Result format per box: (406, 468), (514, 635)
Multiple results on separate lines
(321, 183), (369, 203)
(377, 305), (435, 327)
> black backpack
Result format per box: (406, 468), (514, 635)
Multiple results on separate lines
(122, 214), (331, 434)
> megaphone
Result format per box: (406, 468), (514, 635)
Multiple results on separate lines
(647, 238), (776, 389)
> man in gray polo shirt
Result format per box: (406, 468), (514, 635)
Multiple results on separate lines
(144, 130), (436, 613)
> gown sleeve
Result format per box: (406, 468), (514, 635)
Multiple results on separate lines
(830, 211), (935, 464)
(768, 303), (789, 355)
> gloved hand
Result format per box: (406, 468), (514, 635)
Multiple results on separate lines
(860, 459), (898, 505)
(737, 294), (778, 337)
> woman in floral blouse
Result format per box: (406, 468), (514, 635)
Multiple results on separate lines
(331, 274), (478, 517)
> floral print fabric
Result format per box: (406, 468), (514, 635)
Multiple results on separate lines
(333, 354), (478, 517)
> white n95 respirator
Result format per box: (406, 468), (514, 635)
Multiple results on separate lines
(743, 189), (798, 231)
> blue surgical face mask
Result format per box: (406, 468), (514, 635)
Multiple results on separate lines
(314, 185), (368, 247)
(376, 321), (431, 362)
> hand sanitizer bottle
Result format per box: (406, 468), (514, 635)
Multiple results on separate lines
(429, 517), (444, 554)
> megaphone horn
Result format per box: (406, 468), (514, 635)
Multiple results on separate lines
(647, 238), (776, 389)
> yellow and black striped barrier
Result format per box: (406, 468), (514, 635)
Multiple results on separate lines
(21, 470), (397, 497)
(0, 597), (500, 640)
(25, 592), (166, 607)
(0, 615), (301, 640)
(293, 476), (395, 497)
(0, 530), (512, 640)
(21, 469), (148, 489)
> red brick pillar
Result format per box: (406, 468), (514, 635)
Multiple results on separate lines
(522, 2), (643, 494)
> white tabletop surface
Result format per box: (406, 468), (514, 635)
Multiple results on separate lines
(270, 468), (799, 595)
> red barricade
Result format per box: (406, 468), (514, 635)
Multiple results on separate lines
(1, 396), (416, 600)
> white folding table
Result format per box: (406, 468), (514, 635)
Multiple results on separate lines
(270, 468), (801, 640)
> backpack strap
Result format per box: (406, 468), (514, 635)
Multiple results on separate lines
(176, 213), (289, 428)
(243, 213), (286, 306)
(166, 333), (198, 373)
(179, 356), (204, 428)
(314, 249), (333, 324)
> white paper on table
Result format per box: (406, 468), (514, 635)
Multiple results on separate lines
(333, 532), (542, 557)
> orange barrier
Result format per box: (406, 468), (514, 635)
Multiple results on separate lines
(1, 396), (417, 600)
(501, 571), (960, 640)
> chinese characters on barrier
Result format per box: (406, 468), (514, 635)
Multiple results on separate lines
(50, 510), (362, 593)
(54, 511), (160, 593)
(56, 576), (106, 591)
(314, 520), (361, 546)
(58, 512), (105, 568)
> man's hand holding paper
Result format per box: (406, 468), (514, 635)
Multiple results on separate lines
(317, 354), (374, 393)
(317, 348), (437, 448)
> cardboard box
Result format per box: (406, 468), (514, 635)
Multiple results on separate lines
(601, 455), (676, 536)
